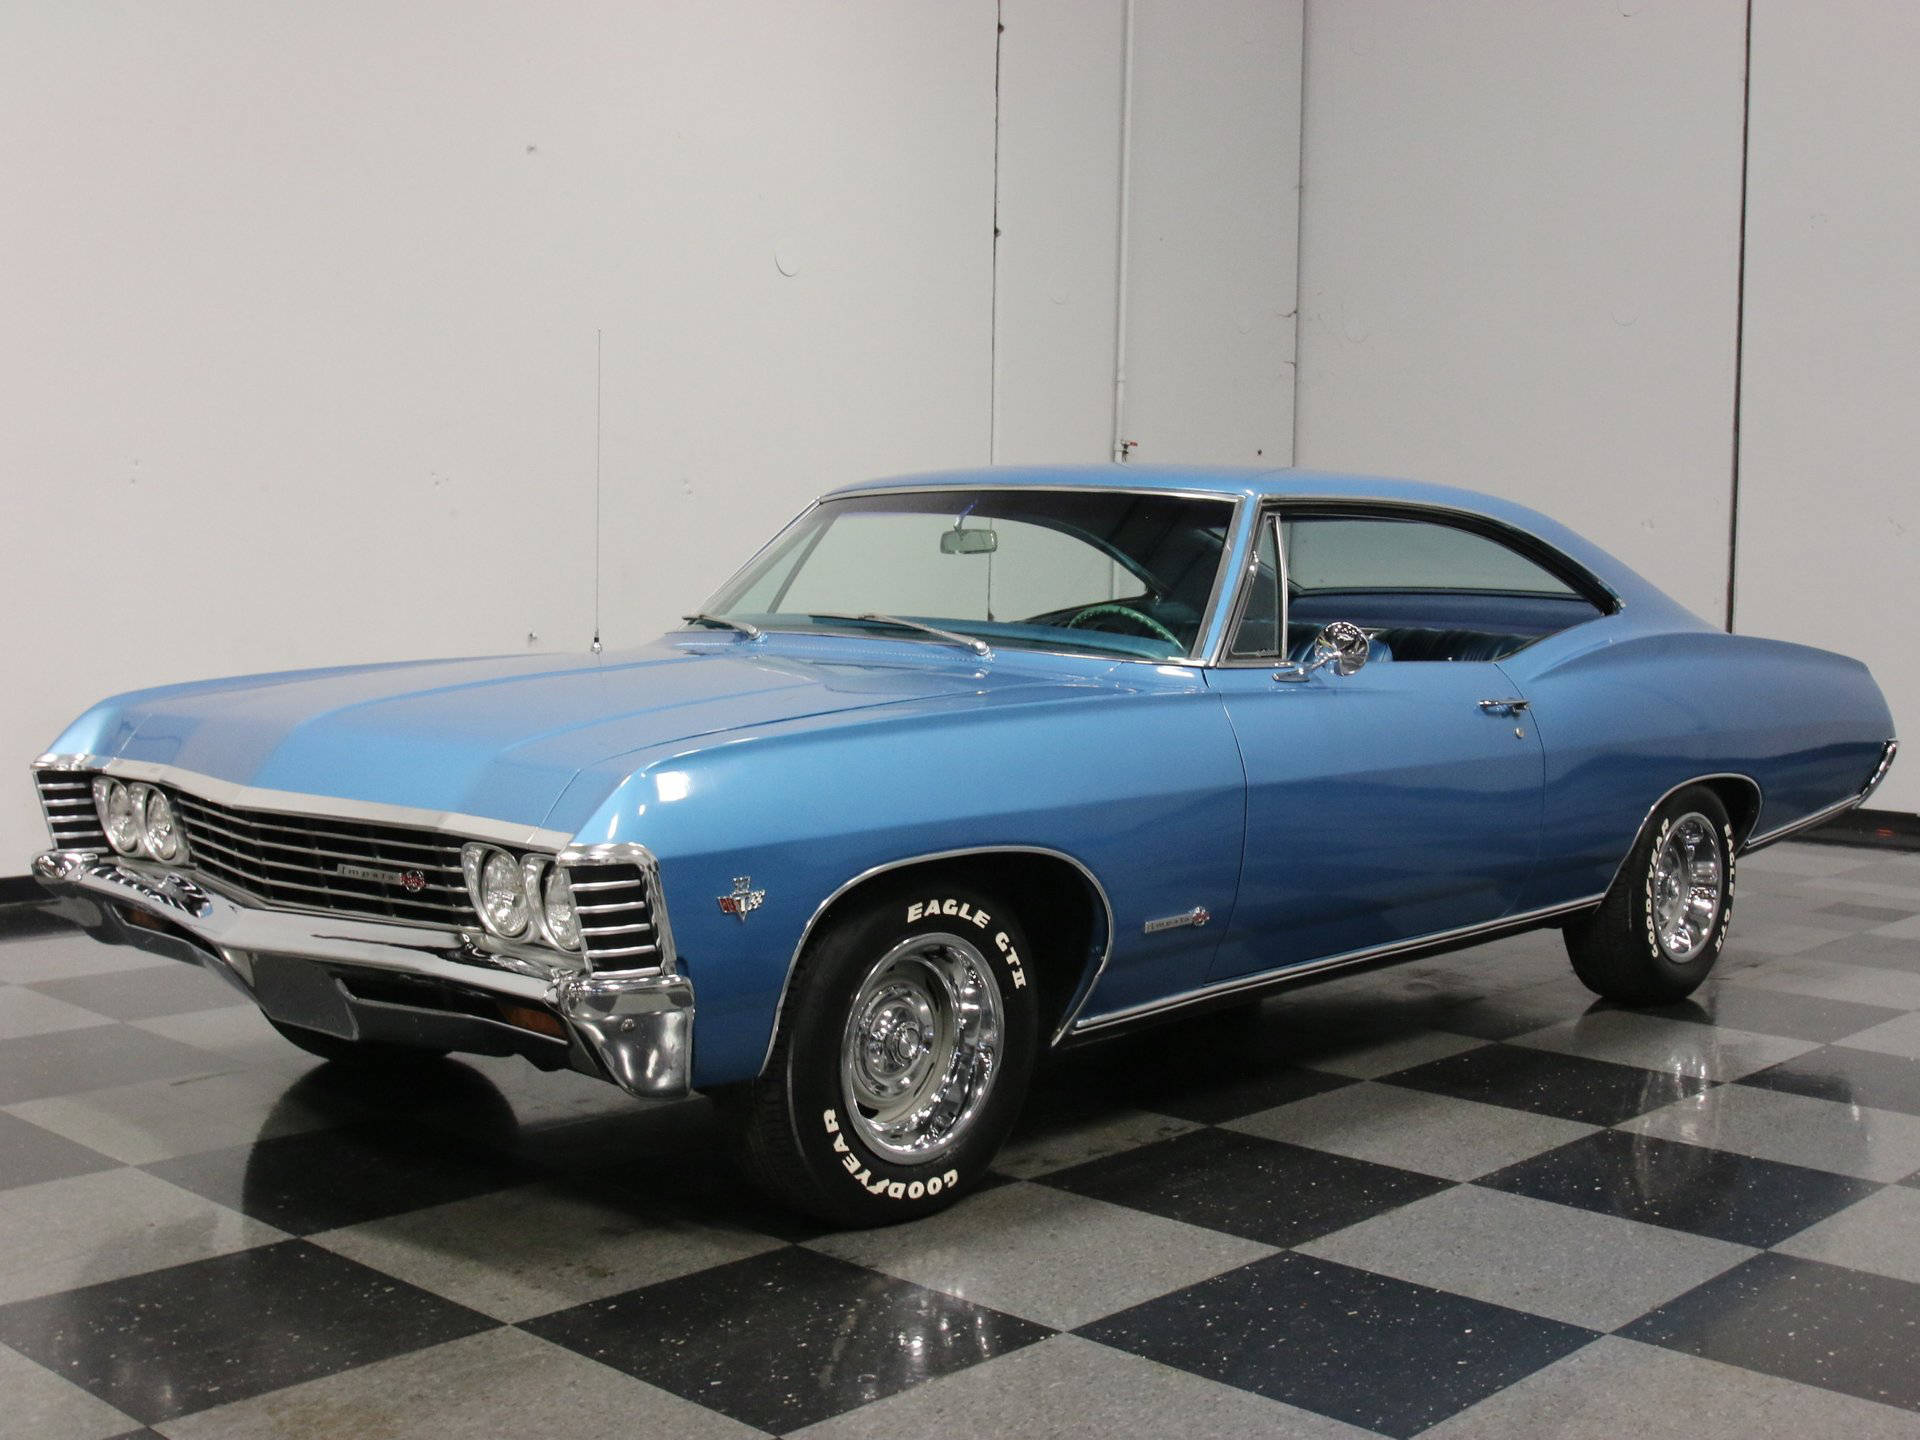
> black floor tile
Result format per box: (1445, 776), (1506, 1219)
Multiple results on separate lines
(0, 906), (77, 940)
(1737, 1046), (1920, 1117)
(523, 1246), (1049, 1432)
(1042, 1026), (1355, 1124)
(1802, 933), (1920, 975)
(0, 1240), (495, 1425)
(1079, 1251), (1597, 1439)
(0, 1110), (120, 1189)
(0, 1024), (221, 1105)
(1383, 1043), (1710, 1125)
(28, 964), (242, 1021)
(1478, 1128), (1878, 1247)
(145, 1119), (540, 1234)
(1041, 1126), (1449, 1246)
(1815, 900), (1918, 924)
(1624, 1253), (1920, 1412)
(1638, 985), (1906, 1043)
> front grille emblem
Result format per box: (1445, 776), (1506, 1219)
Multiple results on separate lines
(717, 875), (766, 921)
(337, 862), (428, 893)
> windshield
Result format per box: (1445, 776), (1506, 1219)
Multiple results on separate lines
(702, 488), (1237, 660)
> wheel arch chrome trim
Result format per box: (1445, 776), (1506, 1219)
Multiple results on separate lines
(1598, 772), (1764, 897)
(758, 844), (1117, 1074)
(33, 754), (577, 853)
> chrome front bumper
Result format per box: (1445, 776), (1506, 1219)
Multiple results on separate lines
(31, 850), (694, 1098)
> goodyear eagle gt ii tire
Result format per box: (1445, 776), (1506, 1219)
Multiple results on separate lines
(731, 880), (1038, 1227)
(1564, 785), (1736, 1005)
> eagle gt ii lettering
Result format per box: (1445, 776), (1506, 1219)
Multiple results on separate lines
(26, 464), (1897, 1227)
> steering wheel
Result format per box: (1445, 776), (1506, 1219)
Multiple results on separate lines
(1063, 604), (1182, 647)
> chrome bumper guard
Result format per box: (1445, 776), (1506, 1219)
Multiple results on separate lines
(31, 850), (693, 1099)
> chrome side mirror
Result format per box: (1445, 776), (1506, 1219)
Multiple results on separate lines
(1274, 620), (1370, 683)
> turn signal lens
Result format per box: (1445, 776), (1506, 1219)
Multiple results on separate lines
(94, 778), (141, 855)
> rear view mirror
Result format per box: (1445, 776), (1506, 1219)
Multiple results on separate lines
(940, 527), (998, 555)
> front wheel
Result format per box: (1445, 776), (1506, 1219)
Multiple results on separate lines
(727, 880), (1038, 1226)
(1564, 785), (1736, 1004)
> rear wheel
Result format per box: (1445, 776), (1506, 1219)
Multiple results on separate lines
(1565, 786), (1735, 1004)
(266, 1017), (449, 1068)
(727, 880), (1038, 1227)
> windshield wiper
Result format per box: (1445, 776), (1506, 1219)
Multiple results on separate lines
(681, 612), (763, 640)
(808, 611), (992, 659)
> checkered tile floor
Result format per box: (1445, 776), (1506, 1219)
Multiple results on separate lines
(5, 841), (1920, 1438)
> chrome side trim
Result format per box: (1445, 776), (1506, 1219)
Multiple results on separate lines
(1861, 738), (1900, 805)
(1600, 772), (1765, 893)
(33, 754), (575, 853)
(758, 844), (1117, 1073)
(1069, 894), (1606, 1035)
(1743, 742), (1894, 850)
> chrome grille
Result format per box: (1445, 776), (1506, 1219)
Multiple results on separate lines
(36, 770), (106, 851)
(565, 860), (662, 969)
(167, 788), (473, 928)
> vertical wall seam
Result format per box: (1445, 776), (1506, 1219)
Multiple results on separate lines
(592, 327), (603, 653)
(1725, 0), (1754, 632)
(988, 1), (1004, 465)
(1109, 0), (1138, 464)
(1290, 0), (1310, 467)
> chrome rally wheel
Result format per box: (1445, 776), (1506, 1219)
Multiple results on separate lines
(727, 879), (1038, 1227)
(840, 933), (1004, 1163)
(1650, 812), (1724, 962)
(1565, 784), (1736, 1005)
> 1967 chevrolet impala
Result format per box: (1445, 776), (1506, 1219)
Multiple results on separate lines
(29, 466), (1897, 1223)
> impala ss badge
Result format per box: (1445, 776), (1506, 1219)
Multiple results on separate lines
(336, 862), (428, 893)
(717, 876), (766, 921)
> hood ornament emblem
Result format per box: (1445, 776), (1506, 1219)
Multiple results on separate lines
(717, 875), (766, 921)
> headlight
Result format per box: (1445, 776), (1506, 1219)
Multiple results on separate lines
(93, 778), (141, 855)
(464, 843), (534, 939)
(479, 849), (529, 937)
(542, 866), (582, 950)
(139, 788), (187, 863)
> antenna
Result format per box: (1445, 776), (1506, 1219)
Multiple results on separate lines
(592, 328), (603, 655)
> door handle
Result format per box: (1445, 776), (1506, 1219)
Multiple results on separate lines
(1477, 698), (1531, 716)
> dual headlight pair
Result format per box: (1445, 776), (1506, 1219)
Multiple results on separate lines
(461, 844), (581, 952)
(92, 778), (188, 864)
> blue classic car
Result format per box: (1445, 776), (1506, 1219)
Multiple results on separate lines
(29, 466), (1898, 1223)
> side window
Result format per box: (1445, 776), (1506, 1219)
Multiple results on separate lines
(1282, 511), (1605, 662)
(1228, 514), (1283, 658)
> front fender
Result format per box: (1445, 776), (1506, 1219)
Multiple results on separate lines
(566, 681), (1247, 1088)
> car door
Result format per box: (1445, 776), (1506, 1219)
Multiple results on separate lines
(1204, 506), (1551, 980)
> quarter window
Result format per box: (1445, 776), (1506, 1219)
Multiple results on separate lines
(1272, 510), (1608, 664)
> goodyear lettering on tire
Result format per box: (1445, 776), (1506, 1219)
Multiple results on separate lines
(822, 1108), (958, 1199)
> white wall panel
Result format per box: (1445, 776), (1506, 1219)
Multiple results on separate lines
(0, 0), (995, 863)
(992, 0), (1127, 463)
(1736, 0), (1920, 812)
(1118, 0), (1301, 465)
(1293, 0), (1746, 623)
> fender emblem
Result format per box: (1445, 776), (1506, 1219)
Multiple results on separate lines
(717, 875), (766, 921)
(1143, 906), (1210, 935)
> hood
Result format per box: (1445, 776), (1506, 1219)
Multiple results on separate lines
(57, 636), (1035, 830)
